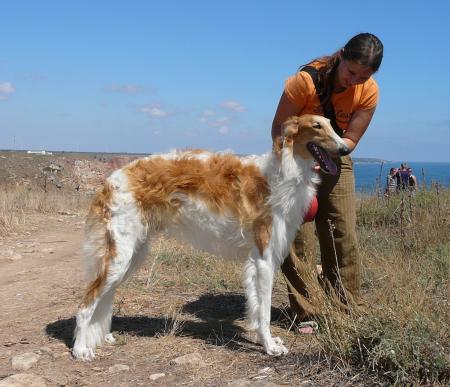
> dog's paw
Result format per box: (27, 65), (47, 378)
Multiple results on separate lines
(72, 346), (95, 361)
(104, 333), (116, 344)
(273, 336), (284, 346)
(264, 338), (288, 356)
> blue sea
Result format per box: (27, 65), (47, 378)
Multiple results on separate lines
(354, 161), (450, 193)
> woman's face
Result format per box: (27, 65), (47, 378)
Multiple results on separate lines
(336, 59), (374, 88)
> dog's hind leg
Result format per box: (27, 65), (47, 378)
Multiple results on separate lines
(73, 216), (149, 361)
(253, 250), (288, 356)
(96, 240), (150, 347)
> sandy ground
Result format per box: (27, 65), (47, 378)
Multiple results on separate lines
(0, 213), (374, 386)
(0, 214), (288, 386)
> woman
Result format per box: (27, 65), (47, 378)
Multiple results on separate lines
(385, 167), (399, 196)
(407, 168), (417, 192)
(271, 33), (383, 329)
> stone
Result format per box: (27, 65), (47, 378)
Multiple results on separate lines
(36, 347), (52, 355)
(108, 364), (130, 373)
(228, 379), (280, 387)
(52, 352), (70, 359)
(0, 248), (14, 258)
(149, 373), (165, 381)
(169, 352), (205, 367)
(11, 353), (40, 371)
(9, 254), (23, 261)
(0, 373), (47, 387)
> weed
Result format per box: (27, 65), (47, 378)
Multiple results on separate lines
(2, 183), (448, 384)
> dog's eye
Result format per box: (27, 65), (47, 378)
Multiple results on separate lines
(312, 122), (321, 129)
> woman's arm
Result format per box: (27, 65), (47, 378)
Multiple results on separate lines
(342, 107), (376, 153)
(272, 91), (377, 153)
(271, 92), (300, 141)
(411, 175), (418, 189)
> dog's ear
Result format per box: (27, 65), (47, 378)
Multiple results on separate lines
(281, 116), (300, 150)
(272, 135), (283, 157)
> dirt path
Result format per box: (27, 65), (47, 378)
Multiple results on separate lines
(0, 215), (290, 386)
(0, 214), (363, 386)
(0, 215), (90, 385)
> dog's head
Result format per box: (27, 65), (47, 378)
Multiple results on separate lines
(275, 114), (350, 175)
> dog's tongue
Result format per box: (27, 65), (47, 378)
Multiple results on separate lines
(306, 142), (337, 175)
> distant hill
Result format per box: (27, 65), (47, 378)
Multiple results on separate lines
(353, 157), (388, 164)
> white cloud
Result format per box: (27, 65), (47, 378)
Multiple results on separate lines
(200, 112), (232, 133)
(0, 82), (14, 100)
(139, 104), (168, 118)
(202, 109), (215, 117)
(214, 117), (229, 125)
(199, 109), (216, 123)
(221, 100), (246, 112)
(103, 84), (155, 94)
(218, 125), (230, 134)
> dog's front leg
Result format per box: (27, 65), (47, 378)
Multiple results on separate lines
(254, 253), (288, 356)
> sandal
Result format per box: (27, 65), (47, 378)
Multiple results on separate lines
(297, 320), (318, 335)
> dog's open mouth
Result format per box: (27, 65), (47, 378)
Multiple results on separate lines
(306, 142), (337, 175)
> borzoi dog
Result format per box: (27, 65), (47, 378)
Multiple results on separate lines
(72, 114), (349, 360)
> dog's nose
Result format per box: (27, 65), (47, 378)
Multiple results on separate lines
(339, 143), (351, 156)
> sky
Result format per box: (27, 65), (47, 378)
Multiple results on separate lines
(1, 1), (450, 162)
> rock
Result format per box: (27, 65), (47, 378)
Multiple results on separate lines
(169, 352), (205, 367)
(0, 248), (14, 258)
(11, 353), (40, 371)
(49, 342), (68, 352)
(52, 352), (70, 359)
(108, 364), (130, 373)
(36, 347), (52, 355)
(228, 379), (280, 387)
(250, 367), (274, 380)
(9, 254), (23, 261)
(149, 373), (165, 381)
(0, 373), (47, 386)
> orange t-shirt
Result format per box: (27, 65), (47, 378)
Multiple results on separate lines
(284, 63), (379, 132)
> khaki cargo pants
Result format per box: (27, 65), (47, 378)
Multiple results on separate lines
(281, 155), (360, 320)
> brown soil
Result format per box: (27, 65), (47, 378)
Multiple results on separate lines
(0, 213), (379, 386)
(0, 150), (139, 194)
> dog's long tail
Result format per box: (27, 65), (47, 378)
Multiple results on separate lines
(80, 182), (116, 307)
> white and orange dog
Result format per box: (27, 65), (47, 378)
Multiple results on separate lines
(72, 115), (349, 360)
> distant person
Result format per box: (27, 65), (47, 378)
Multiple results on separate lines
(271, 32), (383, 332)
(385, 167), (399, 195)
(407, 168), (417, 192)
(399, 163), (410, 190)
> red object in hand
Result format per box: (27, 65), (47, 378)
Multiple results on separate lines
(303, 196), (318, 223)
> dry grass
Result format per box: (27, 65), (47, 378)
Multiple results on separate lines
(1, 183), (448, 385)
(313, 186), (450, 385)
(0, 184), (90, 236)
